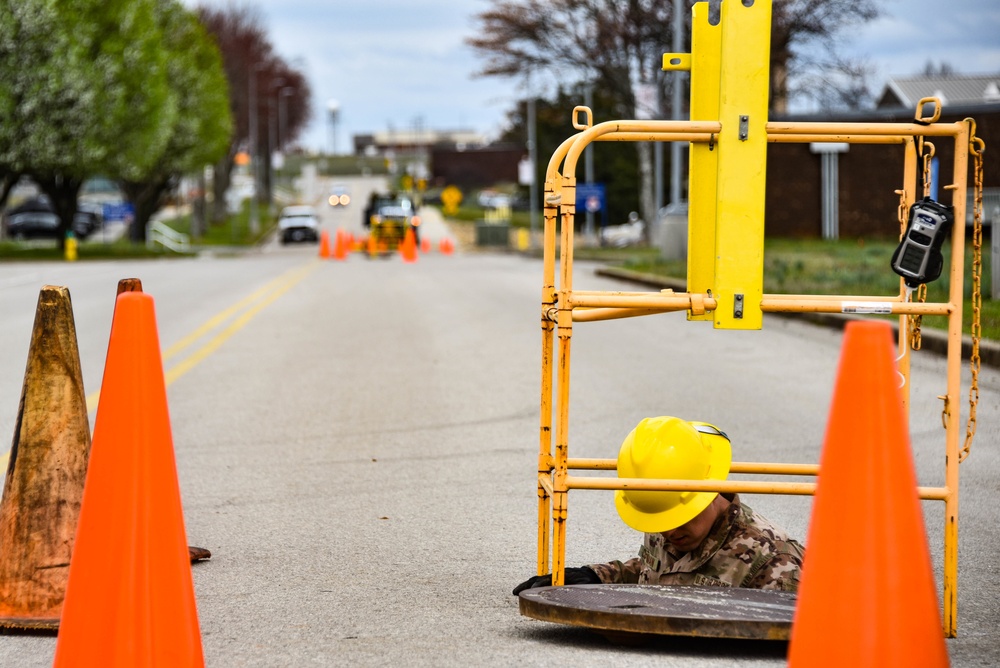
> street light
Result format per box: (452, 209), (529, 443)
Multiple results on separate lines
(248, 63), (266, 236)
(279, 87), (294, 151)
(327, 99), (340, 156)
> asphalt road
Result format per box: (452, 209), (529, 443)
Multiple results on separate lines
(0, 232), (997, 666)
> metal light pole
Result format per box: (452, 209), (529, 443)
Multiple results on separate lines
(527, 93), (538, 237)
(279, 87), (294, 150)
(248, 64), (261, 236)
(327, 99), (340, 156)
(670, 0), (686, 207)
(584, 85), (595, 238)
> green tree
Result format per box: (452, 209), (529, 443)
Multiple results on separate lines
(121, 0), (233, 243)
(0, 0), (175, 248)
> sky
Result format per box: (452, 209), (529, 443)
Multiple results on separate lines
(186, 0), (1000, 154)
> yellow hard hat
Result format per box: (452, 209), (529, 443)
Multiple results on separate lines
(614, 416), (732, 533)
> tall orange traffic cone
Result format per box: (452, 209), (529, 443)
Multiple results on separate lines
(0, 286), (91, 632)
(788, 321), (947, 667)
(53, 292), (203, 667)
(333, 228), (348, 261)
(318, 229), (331, 258)
(400, 227), (417, 263)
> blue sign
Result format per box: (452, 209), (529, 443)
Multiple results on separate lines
(102, 202), (135, 222)
(575, 182), (608, 229)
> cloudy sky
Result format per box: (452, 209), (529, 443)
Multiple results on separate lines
(187, 0), (1000, 153)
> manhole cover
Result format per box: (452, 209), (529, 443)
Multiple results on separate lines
(519, 584), (796, 640)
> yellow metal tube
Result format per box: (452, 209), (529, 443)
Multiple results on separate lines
(941, 127), (971, 637)
(567, 458), (820, 476)
(759, 298), (951, 316)
(572, 307), (678, 322)
(569, 293), (717, 310)
(766, 121), (965, 138)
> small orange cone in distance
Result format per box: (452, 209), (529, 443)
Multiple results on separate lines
(318, 229), (331, 258)
(0, 286), (91, 631)
(400, 227), (417, 263)
(788, 321), (948, 668)
(53, 292), (204, 668)
(333, 228), (348, 261)
(439, 238), (454, 255)
(420, 237), (431, 254)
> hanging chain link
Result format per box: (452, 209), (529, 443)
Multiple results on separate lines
(960, 123), (985, 462)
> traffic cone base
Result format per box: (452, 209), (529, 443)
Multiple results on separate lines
(788, 321), (948, 667)
(53, 292), (203, 667)
(0, 286), (91, 631)
(318, 230), (331, 258)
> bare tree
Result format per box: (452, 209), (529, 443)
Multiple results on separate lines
(468, 0), (672, 228)
(468, 0), (882, 219)
(197, 4), (311, 224)
(770, 0), (880, 113)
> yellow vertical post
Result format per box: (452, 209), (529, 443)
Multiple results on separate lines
(712, 0), (771, 329)
(941, 123), (970, 638)
(682, 2), (721, 321)
(537, 176), (559, 576)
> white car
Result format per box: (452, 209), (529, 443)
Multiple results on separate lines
(278, 205), (320, 244)
(328, 183), (351, 207)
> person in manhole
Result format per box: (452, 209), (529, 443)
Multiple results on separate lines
(513, 416), (804, 595)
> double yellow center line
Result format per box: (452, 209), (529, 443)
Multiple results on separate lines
(84, 260), (319, 413)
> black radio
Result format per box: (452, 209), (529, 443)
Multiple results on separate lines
(891, 197), (954, 288)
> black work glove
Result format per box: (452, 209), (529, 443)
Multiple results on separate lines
(512, 566), (601, 595)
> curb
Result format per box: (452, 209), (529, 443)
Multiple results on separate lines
(595, 266), (1000, 370)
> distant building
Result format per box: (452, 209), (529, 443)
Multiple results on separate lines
(763, 72), (999, 239)
(877, 72), (1000, 109)
(352, 129), (487, 157)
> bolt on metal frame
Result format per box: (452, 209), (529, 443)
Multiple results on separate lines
(534, 0), (975, 638)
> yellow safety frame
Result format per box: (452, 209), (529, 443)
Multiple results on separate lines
(535, 0), (974, 638)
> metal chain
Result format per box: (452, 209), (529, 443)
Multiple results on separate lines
(961, 126), (985, 462)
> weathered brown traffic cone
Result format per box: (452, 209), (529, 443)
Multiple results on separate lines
(0, 286), (91, 632)
(116, 279), (211, 566)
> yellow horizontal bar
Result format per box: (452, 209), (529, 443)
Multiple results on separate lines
(563, 475), (950, 501)
(567, 475), (817, 495)
(766, 121), (963, 138)
(760, 298), (952, 316)
(567, 293), (717, 310)
(568, 458), (819, 476)
(596, 132), (715, 143)
(767, 134), (908, 145)
(573, 307), (678, 322)
(764, 293), (902, 302)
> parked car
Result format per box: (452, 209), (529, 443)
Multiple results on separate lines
(4, 196), (97, 240)
(278, 205), (320, 244)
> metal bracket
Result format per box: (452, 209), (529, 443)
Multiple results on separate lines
(733, 294), (744, 319)
(738, 115), (749, 141)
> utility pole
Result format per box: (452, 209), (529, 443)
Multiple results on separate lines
(584, 85), (595, 238)
(670, 0), (685, 207)
(527, 92), (538, 237)
(248, 64), (261, 236)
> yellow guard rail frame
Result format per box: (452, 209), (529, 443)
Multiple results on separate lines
(533, 0), (980, 639)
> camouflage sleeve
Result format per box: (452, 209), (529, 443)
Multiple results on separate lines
(744, 540), (805, 592)
(586, 558), (643, 584)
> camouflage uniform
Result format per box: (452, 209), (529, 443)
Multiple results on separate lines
(588, 494), (804, 592)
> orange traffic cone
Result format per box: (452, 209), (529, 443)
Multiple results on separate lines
(439, 238), (454, 255)
(113, 281), (212, 565)
(366, 234), (376, 257)
(53, 292), (203, 667)
(788, 320), (948, 667)
(0, 286), (91, 632)
(318, 230), (331, 258)
(333, 228), (348, 261)
(400, 227), (417, 263)
(420, 237), (431, 254)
